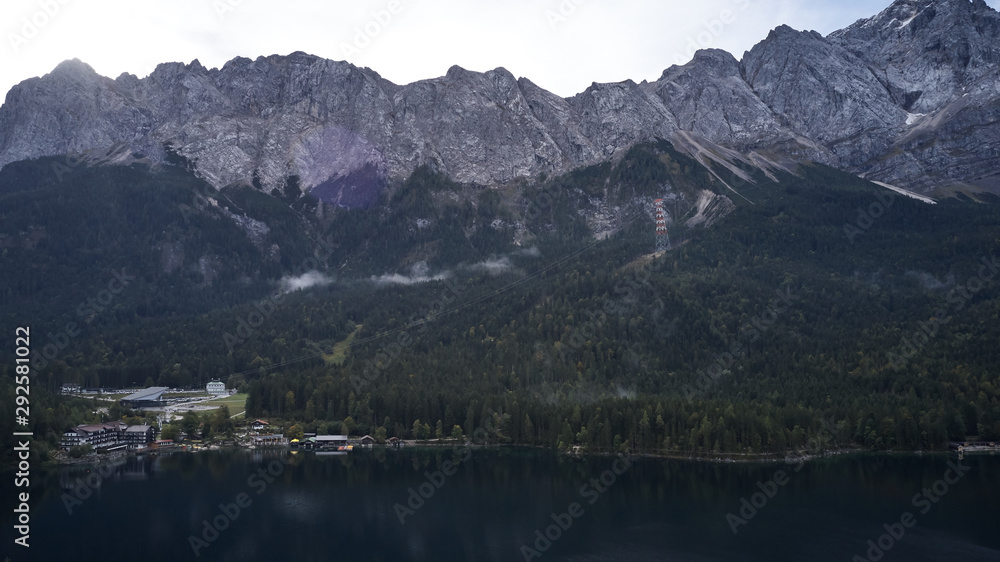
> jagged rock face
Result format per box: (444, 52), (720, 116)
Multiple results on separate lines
(515, 77), (604, 167)
(648, 49), (792, 149)
(389, 66), (569, 185)
(566, 80), (677, 158)
(0, 60), (155, 166)
(742, 25), (908, 168)
(0, 53), (669, 197)
(1, 0), (999, 196)
(830, 0), (1000, 114)
(867, 93), (1000, 191)
(829, 0), (1000, 191)
(136, 53), (400, 196)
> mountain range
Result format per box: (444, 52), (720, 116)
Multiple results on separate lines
(3, 0), (1000, 460)
(1, 0), (998, 203)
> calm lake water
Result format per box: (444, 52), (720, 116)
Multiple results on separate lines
(3, 448), (998, 561)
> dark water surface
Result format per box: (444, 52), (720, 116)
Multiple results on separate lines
(3, 448), (998, 561)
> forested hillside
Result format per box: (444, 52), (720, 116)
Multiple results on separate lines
(2, 142), (998, 458)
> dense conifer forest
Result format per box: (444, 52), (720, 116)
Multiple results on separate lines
(2, 141), (998, 463)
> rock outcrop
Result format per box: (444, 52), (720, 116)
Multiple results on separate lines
(1, 0), (998, 197)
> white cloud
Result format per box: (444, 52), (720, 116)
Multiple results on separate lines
(279, 270), (335, 293)
(370, 261), (449, 285)
(468, 256), (513, 275)
(515, 246), (542, 258)
(905, 270), (954, 291)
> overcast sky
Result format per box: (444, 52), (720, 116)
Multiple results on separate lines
(2, 0), (999, 101)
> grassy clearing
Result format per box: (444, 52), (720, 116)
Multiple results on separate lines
(204, 393), (248, 415)
(324, 324), (362, 365)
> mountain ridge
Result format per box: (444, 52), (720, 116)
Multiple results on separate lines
(1, 0), (998, 199)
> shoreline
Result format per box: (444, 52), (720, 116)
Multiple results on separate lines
(41, 438), (967, 468)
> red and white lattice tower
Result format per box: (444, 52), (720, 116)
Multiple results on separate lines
(654, 199), (670, 253)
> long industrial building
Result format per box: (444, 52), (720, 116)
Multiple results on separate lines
(120, 387), (169, 408)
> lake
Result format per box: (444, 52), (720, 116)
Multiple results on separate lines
(3, 448), (998, 561)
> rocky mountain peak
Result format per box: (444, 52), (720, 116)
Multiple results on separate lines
(50, 58), (98, 78)
(649, 49), (789, 149)
(1, 1), (999, 199)
(674, 49), (741, 77)
(760, 24), (823, 44)
(445, 64), (470, 78)
(830, 0), (1000, 113)
(838, 0), (994, 31)
(743, 20), (905, 166)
